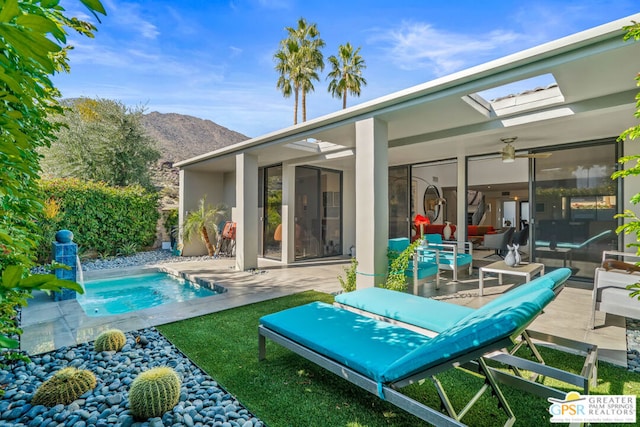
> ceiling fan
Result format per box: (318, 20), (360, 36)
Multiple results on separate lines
(500, 137), (552, 163)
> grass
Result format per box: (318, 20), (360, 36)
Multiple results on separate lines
(157, 291), (640, 426)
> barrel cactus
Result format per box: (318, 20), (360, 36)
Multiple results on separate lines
(94, 329), (126, 352)
(32, 367), (96, 406)
(129, 367), (181, 419)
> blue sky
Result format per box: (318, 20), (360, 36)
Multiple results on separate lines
(55, 0), (639, 137)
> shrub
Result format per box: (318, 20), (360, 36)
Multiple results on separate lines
(94, 329), (127, 352)
(129, 366), (181, 419)
(337, 257), (358, 293)
(32, 367), (96, 407)
(38, 178), (159, 257)
(384, 240), (421, 292)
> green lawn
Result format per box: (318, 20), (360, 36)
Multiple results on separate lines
(157, 291), (640, 426)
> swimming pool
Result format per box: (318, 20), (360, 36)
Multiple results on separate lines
(78, 272), (218, 317)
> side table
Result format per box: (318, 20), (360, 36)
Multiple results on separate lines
(478, 261), (545, 296)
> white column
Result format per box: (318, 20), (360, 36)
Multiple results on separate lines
(355, 118), (388, 288)
(235, 153), (258, 271)
(457, 153), (466, 242)
(281, 162), (296, 263)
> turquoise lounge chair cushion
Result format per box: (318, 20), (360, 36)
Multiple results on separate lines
(404, 261), (439, 279)
(541, 268), (571, 291)
(381, 286), (555, 382)
(260, 301), (430, 382)
(421, 234), (472, 267)
(335, 268), (572, 335)
(335, 287), (473, 333)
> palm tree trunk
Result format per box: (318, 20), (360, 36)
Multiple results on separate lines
(302, 90), (307, 122)
(294, 87), (299, 125)
(200, 226), (215, 256)
(342, 90), (347, 109)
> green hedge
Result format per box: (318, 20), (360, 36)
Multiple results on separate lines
(39, 178), (159, 257)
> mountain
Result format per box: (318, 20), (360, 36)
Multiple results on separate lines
(142, 112), (249, 163)
(141, 112), (250, 208)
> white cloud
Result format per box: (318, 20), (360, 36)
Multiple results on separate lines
(102, 0), (160, 39)
(229, 46), (243, 57)
(374, 21), (523, 75)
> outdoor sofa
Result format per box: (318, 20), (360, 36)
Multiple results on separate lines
(258, 271), (575, 426)
(590, 250), (640, 329)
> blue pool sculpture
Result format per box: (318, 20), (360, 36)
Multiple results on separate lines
(52, 229), (78, 301)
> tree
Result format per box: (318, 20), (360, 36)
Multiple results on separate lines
(327, 43), (367, 109)
(613, 21), (640, 257)
(182, 198), (227, 256)
(0, 0), (105, 268)
(0, 0), (105, 358)
(274, 18), (325, 124)
(41, 98), (161, 189)
(612, 21), (640, 298)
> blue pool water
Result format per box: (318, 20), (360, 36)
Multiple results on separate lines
(78, 272), (217, 317)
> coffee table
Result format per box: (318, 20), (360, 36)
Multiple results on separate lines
(478, 260), (545, 296)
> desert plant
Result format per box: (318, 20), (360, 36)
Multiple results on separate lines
(129, 366), (181, 419)
(384, 240), (421, 292)
(94, 329), (127, 352)
(182, 197), (227, 256)
(337, 257), (358, 293)
(31, 367), (97, 407)
(116, 242), (138, 257)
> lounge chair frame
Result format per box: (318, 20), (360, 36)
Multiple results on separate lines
(259, 324), (516, 427)
(335, 300), (598, 399)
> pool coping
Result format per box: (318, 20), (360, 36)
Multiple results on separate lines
(83, 265), (228, 296)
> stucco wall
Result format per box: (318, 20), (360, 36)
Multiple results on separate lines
(179, 169), (225, 256)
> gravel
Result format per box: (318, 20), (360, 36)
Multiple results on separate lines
(0, 328), (264, 427)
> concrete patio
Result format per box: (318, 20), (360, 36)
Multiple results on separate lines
(20, 257), (629, 367)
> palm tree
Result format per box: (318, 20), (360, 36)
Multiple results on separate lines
(275, 40), (302, 125)
(182, 197), (226, 256)
(274, 18), (325, 124)
(327, 43), (367, 109)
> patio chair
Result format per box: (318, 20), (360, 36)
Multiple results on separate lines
(259, 285), (556, 426)
(388, 238), (440, 293)
(420, 233), (473, 281)
(334, 268), (598, 398)
(483, 227), (514, 258)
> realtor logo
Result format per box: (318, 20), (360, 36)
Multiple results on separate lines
(548, 391), (636, 423)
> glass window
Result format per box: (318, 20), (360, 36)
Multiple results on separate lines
(533, 142), (618, 279)
(262, 165), (282, 259)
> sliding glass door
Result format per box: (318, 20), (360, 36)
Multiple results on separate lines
(295, 166), (342, 260)
(532, 141), (618, 279)
(260, 165), (282, 260)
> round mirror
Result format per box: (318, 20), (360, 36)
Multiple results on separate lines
(423, 185), (441, 222)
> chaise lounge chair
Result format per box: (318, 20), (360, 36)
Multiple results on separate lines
(259, 282), (557, 426)
(334, 268), (598, 398)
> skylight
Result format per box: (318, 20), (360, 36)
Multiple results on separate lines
(463, 73), (565, 121)
(476, 74), (558, 103)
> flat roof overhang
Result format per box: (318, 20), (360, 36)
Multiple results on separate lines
(176, 14), (640, 173)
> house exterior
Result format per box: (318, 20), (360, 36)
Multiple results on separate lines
(176, 15), (640, 287)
